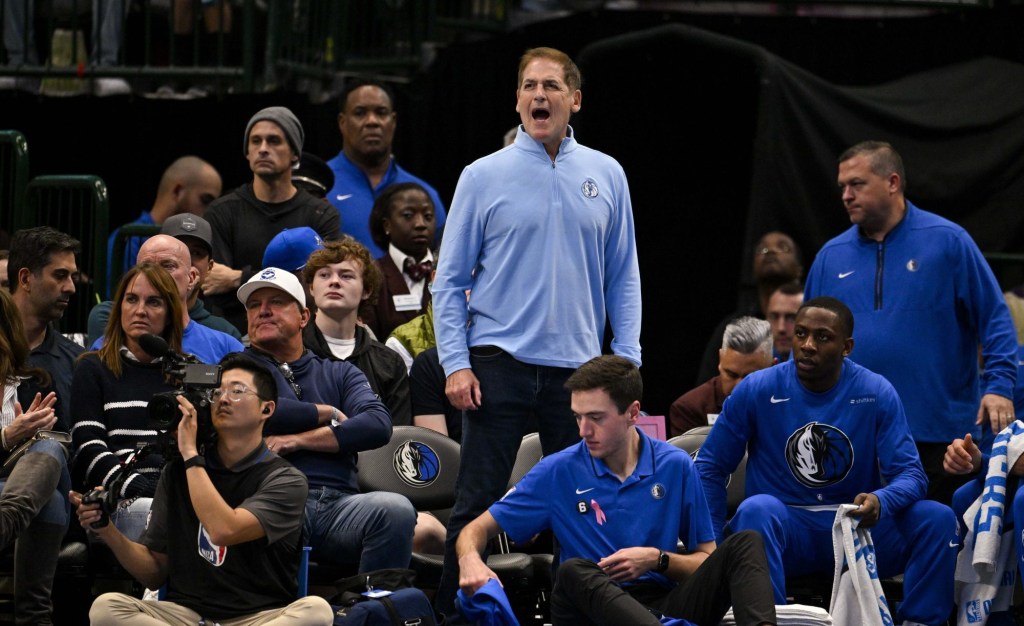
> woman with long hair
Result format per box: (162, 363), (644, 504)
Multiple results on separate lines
(70, 262), (185, 539)
(0, 286), (69, 624)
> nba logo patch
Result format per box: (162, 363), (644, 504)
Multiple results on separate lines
(965, 599), (983, 623)
(197, 524), (227, 566)
(394, 441), (441, 487)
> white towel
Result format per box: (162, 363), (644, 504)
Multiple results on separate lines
(829, 504), (894, 626)
(955, 420), (1024, 625)
(720, 603), (832, 625)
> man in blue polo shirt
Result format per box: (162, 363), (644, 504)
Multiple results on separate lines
(456, 356), (776, 626)
(327, 79), (446, 258)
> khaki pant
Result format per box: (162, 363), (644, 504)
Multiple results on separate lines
(89, 593), (334, 625)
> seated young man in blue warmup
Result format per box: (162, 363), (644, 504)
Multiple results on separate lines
(944, 355), (1024, 626)
(457, 355), (776, 626)
(696, 296), (958, 626)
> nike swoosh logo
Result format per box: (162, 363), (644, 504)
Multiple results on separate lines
(770, 395), (790, 404)
(949, 541), (960, 548)
(335, 194), (353, 201)
(575, 487), (595, 495)
(838, 271), (855, 279)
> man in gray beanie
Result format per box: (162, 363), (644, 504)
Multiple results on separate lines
(242, 106), (305, 163)
(203, 105), (341, 333)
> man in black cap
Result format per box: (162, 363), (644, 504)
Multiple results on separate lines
(87, 214), (242, 343)
(161, 213), (241, 339)
(203, 106), (341, 332)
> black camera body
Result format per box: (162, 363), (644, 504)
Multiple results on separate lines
(140, 334), (222, 447)
(80, 487), (116, 528)
(146, 352), (221, 433)
(83, 336), (223, 528)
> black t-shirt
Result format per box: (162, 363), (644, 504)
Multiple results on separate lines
(142, 444), (308, 620)
(410, 347), (461, 442)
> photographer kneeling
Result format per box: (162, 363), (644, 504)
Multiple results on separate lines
(71, 353), (334, 625)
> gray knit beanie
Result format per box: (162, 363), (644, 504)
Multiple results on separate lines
(243, 106), (304, 161)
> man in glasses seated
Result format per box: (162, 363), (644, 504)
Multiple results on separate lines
(237, 267), (417, 573)
(73, 353), (334, 625)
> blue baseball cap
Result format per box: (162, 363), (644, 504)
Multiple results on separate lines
(262, 227), (325, 272)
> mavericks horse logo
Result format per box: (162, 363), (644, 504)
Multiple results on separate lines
(394, 441), (441, 487)
(784, 422), (854, 488)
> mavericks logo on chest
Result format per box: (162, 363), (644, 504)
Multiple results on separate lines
(784, 422), (855, 488)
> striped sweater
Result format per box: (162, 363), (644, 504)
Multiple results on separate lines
(70, 353), (175, 499)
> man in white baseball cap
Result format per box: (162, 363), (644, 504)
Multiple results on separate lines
(236, 268), (417, 573)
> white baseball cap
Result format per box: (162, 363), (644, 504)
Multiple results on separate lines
(237, 267), (306, 307)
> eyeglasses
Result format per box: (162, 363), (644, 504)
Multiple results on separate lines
(277, 362), (303, 400)
(211, 384), (261, 403)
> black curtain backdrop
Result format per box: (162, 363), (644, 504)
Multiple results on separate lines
(745, 54), (1024, 263)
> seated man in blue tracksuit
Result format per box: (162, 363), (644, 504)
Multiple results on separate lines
(456, 355), (777, 626)
(695, 296), (958, 626)
(945, 347), (1024, 626)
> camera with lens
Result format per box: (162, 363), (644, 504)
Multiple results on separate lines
(82, 336), (223, 528)
(81, 486), (120, 528)
(141, 334), (221, 441)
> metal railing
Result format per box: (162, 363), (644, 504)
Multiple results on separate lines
(0, 130), (29, 238)
(265, 0), (434, 89)
(0, 0), (257, 93)
(0, 0), (523, 94)
(22, 175), (110, 333)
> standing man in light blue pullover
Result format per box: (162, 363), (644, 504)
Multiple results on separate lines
(804, 140), (1017, 504)
(431, 46), (642, 617)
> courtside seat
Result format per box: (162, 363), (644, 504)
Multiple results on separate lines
(669, 426), (748, 516)
(357, 426), (536, 599)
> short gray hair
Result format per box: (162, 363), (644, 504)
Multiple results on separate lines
(722, 316), (773, 359)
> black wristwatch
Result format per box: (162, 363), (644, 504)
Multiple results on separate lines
(183, 455), (206, 470)
(656, 551), (670, 573)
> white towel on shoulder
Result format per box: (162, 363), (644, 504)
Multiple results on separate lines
(955, 421), (1024, 626)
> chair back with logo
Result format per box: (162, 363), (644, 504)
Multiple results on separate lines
(357, 425), (461, 511)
